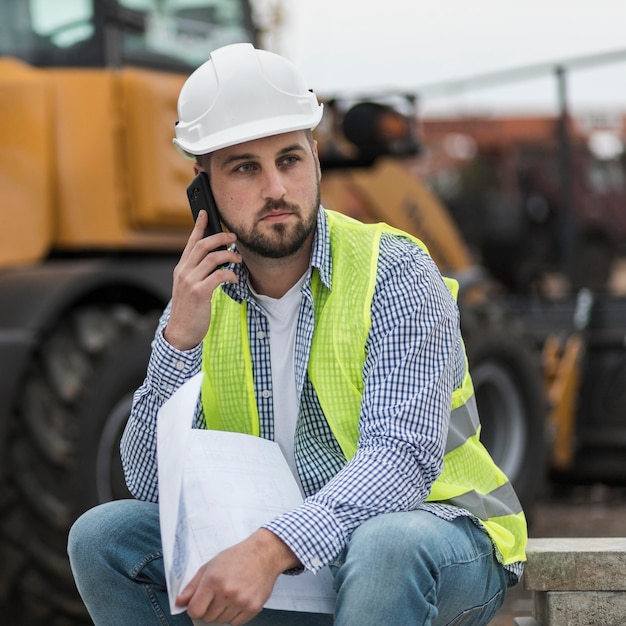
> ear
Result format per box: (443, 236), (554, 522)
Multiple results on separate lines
(193, 163), (201, 175)
(311, 140), (321, 181)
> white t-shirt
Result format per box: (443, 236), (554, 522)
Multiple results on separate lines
(249, 273), (308, 494)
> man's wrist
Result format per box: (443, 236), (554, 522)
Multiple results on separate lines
(163, 323), (202, 352)
(252, 528), (301, 574)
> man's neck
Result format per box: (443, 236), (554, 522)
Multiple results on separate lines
(243, 244), (312, 299)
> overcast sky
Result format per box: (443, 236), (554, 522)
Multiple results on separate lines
(262, 0), (626, 117)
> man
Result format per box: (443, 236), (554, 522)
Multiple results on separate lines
(68, 43), (526, 626)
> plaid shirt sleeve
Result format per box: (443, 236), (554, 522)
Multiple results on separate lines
(120, 301), (205, 502)
(264, 235), (462, 572)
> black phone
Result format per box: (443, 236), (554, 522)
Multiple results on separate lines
(186, 172), (223, 240)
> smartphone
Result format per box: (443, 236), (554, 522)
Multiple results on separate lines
(186, 172), (224, 240)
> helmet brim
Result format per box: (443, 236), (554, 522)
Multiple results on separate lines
(174, 106), (323, 157)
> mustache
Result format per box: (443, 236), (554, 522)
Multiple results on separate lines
(259, 198), (300, 215)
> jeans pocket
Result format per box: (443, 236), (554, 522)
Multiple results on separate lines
(444, 588), (505, 626)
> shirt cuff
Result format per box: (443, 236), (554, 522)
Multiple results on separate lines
(147, 328), (202, 400)
(263, 501), (347, 574)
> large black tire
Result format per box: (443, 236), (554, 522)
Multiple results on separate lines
(0, 305), (160, 625)
(461, 311), (549, 515)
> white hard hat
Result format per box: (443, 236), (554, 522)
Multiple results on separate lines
(173, 43), (324, 157)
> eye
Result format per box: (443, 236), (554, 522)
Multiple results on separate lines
(234, 162), (257, 174)
(279, 155), (300, 167)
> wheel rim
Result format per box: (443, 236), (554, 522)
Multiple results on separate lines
(472, 361), (527, 482)
(96, 393), (133, 503)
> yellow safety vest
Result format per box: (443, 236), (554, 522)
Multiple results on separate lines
(201, 209), (527, 565)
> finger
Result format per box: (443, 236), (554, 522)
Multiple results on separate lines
(186, 231), (238, 272)
(214, 606), (242, 624)
(200, 239), (240, 268)
(195, 249), (240, 283)
(176, 234), (238, 294)
(205, 269), (239, 291)
(180, 590), (217, 622)
(176, 567), (205, 607)
(190, 596), (224, 623)
(231, 606), (263, 626)
(179, 209), (210, 263)
(175, 583), (196, 607)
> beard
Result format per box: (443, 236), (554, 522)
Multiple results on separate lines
(222, 187), (320, 259)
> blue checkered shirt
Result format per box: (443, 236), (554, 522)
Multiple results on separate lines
(121, 208), (522, 584)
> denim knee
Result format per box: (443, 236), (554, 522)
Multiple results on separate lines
(68, 499), (160, 582)
(332, 511), (507, 626)
(68, 503), (107, 571)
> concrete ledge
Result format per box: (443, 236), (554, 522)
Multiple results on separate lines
(524, 537), (626, 591)
(534, 590), (626, 626)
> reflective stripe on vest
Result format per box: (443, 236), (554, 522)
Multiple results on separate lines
(201, 209), (527, 565)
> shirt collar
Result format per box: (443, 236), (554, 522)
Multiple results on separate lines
(221, 206), (332, 304)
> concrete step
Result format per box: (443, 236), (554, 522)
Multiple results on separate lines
(521, 537), (626, 626)
(525, 537), (626, 592)
(533, 589), (626, 626)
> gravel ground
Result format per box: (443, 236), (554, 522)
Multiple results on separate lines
(487, 484), (626, 625)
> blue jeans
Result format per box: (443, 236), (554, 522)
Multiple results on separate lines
(68, 500), (508, 625)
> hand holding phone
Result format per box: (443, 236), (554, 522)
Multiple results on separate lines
(167, 173), (235, 351)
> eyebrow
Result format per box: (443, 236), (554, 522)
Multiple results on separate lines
(219, 143), (307, 169)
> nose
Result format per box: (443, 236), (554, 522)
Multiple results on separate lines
(261, 166), (287, 201)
